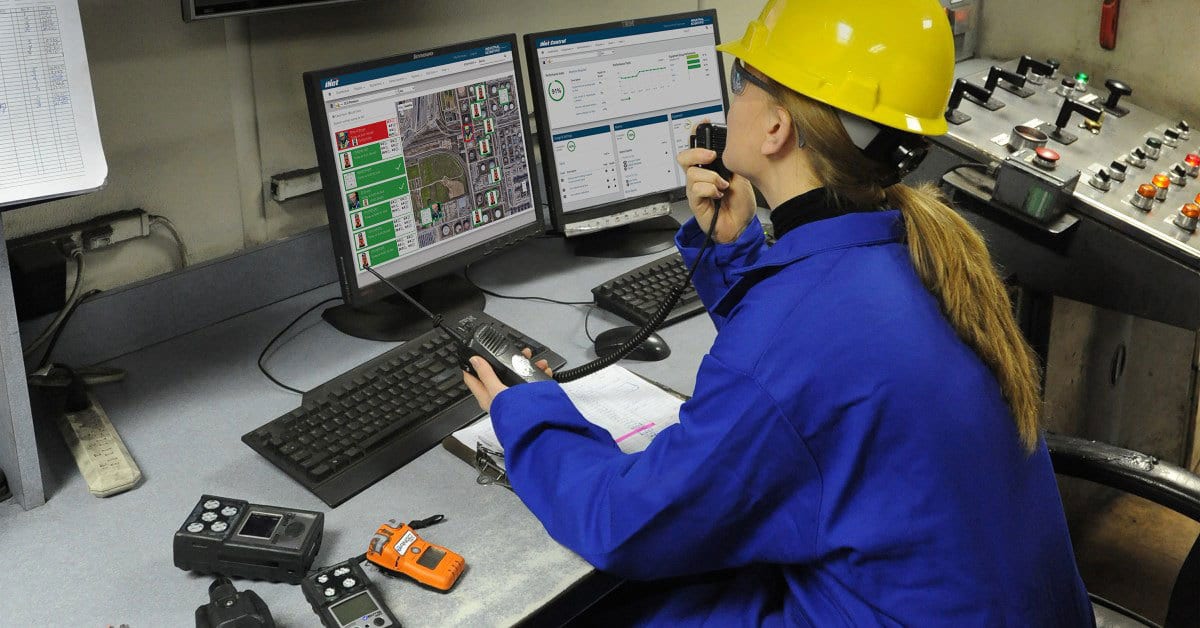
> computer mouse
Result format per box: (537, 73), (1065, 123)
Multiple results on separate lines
(593, 326), (671, 362)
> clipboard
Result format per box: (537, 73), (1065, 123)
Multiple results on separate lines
(442, 366), (689, 489)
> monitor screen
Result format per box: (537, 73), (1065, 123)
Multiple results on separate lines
(304, 36), (543, 307)
(526, 11), (727, 233)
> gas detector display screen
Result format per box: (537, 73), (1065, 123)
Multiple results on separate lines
(330, 591), (380, 625)
(237, 512), (281, 539)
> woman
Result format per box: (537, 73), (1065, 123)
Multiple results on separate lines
(464, 1), (1094, 625)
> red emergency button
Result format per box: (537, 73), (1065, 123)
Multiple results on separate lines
(1033, 147), (1060, 169)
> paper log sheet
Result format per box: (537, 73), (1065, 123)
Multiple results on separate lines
(452, 365), (685, 467)
(0, 0), (105, 207)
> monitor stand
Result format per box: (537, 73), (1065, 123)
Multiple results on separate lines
(321, 273), (485, 342)
(569, 215), (681, 259)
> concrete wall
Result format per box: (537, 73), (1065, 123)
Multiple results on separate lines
(978, 0), (1199, 124)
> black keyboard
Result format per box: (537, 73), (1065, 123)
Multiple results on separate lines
(592, 253), (705, 327)
(243, 311), (565, 507)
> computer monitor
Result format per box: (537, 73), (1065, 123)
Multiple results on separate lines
(303, 35), (544, 341)
(525, 11), (728, 257)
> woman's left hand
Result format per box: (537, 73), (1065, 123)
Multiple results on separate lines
(463, 348), (552, 412)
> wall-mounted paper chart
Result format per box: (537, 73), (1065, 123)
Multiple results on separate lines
(0, 0), (105, 208)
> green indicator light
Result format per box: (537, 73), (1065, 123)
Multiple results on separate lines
(1075, 72), (1089, 82)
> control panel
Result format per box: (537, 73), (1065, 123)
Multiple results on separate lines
(936, 58), (1198, 268)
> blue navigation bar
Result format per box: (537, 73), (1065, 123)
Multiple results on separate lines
(614, 115), (669, 131)
(551, 125), (612, 143)
(671, 104), (724, 120)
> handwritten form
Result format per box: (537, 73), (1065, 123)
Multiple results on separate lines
(0, 0), (105, 207)
(451, 365), (685, 466)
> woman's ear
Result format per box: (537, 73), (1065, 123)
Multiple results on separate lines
(761, 105), (797, 156)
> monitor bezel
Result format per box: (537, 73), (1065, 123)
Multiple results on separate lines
(181, 0), (366, 22)
(524, 10), (729, 234)
(303, 34), (546, 308)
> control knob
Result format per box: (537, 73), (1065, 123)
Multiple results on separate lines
(1152, 173), (1171, 201)
(1145, 137), (1163, 160)
(1169, 164), (1188, 187)
(1174, 202), (1200, 232)
(1109, 160), (1128, 182)
(1103, 79), (1133, 117)
(1164, 129), (1182, 148)
(1184, 154), (1200, 178)
(1039, 98), (1104, 145)
(1015, 55), (1054, 91)
(944, 79), (992, 125)
(1132, 184), (1157, 211)
(1088, 168), (1113, 192)
(1127, 148), (1149, 169)
(1046, 58), (1062, 78)
(984, 66), (1027, 105)
(1056, 78), (1077, 97)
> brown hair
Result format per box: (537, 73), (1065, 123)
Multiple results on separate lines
(773, 88), (1043, 451)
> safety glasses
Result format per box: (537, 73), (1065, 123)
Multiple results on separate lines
(731, 58), (775, 97)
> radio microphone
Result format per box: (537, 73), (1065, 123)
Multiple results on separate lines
(362, 266), (551, 387)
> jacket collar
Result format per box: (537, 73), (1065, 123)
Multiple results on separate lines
(712, 210), (905, 315)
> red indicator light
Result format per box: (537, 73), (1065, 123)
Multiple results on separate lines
(1186, 153), (1200, 167)
(1138, 184), (1158, 198)
(1183, 203), (1200, 219)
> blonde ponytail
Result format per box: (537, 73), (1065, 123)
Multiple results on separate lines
(884, 183), (1043, 451)
(772, 88), (1043, 451)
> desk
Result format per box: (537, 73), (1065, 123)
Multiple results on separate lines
(0, 206), (720, 626)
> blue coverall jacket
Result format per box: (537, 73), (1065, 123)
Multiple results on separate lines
(489, 209), (1095, 626)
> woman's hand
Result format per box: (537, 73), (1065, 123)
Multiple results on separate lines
(463, 348), (552, 413)
(676, 147), (756, 244)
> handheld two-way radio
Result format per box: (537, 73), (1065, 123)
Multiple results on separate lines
(365, 515), (466, 592)
(362, 266), (549, 387)
(690, 122), (731, 182)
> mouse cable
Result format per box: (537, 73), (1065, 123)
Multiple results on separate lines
(553, 209), (719, 383)
(258, 296), (344, 395)
(462, 263), (592, 307)
(583, 305), (598, 344)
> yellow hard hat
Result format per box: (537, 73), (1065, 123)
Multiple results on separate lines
(718, 0), (955, 136)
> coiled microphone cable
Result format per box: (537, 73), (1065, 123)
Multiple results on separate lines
(554, 207), (720, 383)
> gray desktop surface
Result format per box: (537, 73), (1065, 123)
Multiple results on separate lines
(0, 205), (718, 626)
